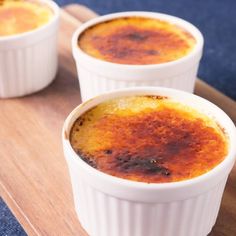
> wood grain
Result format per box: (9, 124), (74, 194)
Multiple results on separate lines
(0, 10), (86, 236)
(64, 4), (98, 23)
(0, 4), (235, 236)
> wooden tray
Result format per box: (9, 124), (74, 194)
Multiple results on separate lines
(0, 4), (235, 236)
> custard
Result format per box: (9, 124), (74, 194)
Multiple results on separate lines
(78, 17), (196, 65)
(0, 0), (53, 36)
(70, 96), (228, 183)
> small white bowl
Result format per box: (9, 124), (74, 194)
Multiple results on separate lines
(0, 0), (59, 98)
(72, 12), (204, 101)
(62, 87), (236, 236)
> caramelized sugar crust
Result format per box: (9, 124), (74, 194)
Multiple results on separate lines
(78, 17), (196, 65)
(0, 0), (53, 36)
(70, 96), (228, 183)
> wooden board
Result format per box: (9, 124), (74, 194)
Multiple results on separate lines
(0, 4), (235, 236)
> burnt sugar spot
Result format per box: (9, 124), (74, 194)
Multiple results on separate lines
(110, 27), (154, 42)
(108, 48), (132, 59)
(146, 50), (159, 55)
(101, 47), (159, 60)
(114, 155), (171, 176)
(80, 154), (97, 168)
(125, 32), (148, 41)
(104, 149), (113, 155)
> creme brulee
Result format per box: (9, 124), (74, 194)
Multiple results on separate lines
(70, 96), (228, 183)
(0, 0), (53, 36)
(78, 17), (196, 65)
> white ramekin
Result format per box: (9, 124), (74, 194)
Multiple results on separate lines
(62, 87), (236, 236)
(72, 12), (204, 101)
(0, 0), (59, 98)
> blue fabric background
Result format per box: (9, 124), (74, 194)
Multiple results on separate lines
(1, 0), (235, 235)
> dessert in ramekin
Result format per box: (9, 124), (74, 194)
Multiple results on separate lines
(72, 12), (204, 101)
(0, 0), (59, 98)
(62, 87), (236, 236)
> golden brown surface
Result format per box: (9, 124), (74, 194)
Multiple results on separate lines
(0, 5), (235, 235)
(78, 17), (196, 65)
(70, 96), (228, 183)
(0, 0), (53, 36)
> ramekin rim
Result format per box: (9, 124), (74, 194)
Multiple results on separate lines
(0, 0), (59, 42)
(62, 87), (236, 190)
(72, 11), (204, 70)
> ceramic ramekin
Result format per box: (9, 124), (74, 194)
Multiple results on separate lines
(62, 87), (236, 236)
(72, 12), (204, 101)
(0, 0), (59, 98)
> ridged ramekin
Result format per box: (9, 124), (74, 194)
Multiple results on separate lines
(0, 0), (59, 98)
(62, 87), (236, 236)
(72, 12), (204, 101)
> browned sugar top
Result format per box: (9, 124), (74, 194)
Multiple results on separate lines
(78, 16), (196, 65)
(70, 96), (228, 183)
(0, 0), (53, 36)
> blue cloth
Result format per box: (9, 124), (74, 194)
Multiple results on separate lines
(0, 198), (27, 236)
(1, 0), (235, 235)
